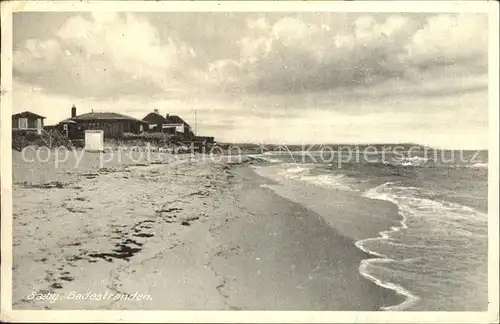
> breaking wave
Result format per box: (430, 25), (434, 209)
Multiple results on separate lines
(355, 182), (488, 311)
(277, 165), (357, 191)
(468, 162), (488, 168)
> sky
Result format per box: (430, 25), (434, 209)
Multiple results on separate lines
(12, 12), (489, 148)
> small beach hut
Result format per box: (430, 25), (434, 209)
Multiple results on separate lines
(84, 130), (104, 152)
(12, 111), (46, 134)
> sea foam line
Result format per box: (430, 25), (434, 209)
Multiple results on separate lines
(468, 162), (488, 168)
(354, 182), (419, 311)
(358, 259), (420, 311)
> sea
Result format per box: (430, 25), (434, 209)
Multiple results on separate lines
(248, 146), (489, 311)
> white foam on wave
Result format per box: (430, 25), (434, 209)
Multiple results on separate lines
(302, 174), (355, 191)
(284, 166), (308, 174)
(255, 163), (357, 192)
(277, 165), (357, 191)
(356, 181), (487, 311)
(404, 156), (428, 162)
(263, 150), (302, 156)
(468, 162), (488, 168)
(359, 260), (420, 311)
(394, 156), (428, 167)
(246, 154), (283, 164)
(355, 182), (419, 310)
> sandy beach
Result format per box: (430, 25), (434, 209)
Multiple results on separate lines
(12, 148), (402, 310)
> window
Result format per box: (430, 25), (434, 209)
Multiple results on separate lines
(18, 118), (28, 129)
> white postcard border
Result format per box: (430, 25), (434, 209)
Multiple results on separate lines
(1, 1), (498, 323)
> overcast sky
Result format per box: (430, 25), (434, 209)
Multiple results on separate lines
(13, 12), (488, 148)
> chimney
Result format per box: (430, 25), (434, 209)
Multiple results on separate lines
(166, 113), (170, 120)
(71, 105), (77, 118)
(154, 109), (159, 114)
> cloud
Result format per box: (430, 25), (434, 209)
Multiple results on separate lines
(207, 14), (488, 96)
(14, 12), (198, 99)
(405, 14), (488, 69)
(12, 13), (489, 149)
(14, 13), (488, 101)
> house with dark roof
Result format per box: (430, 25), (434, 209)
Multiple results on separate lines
(164, 114), (192, 134)
(12, 111), (46, 134)
(142, 109), (168, 132)
(142, 109), (193, 136)
(57, 105), (148, 139)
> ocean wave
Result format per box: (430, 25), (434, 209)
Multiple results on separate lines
(283, 165), (309, 174)
(359, 259), (420, 311)
(245, 154), (283, 164)
(393, 156), (429, 167)
(301, 174), (356, 191)
(468, 162), (488, 168)
(356, 181), (487, 311)
(277, 166), (357, 191)
(262, 150), (304, 156)
(356, 182), (416, 310)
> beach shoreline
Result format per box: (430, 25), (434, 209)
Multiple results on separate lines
(12, 150), (403, 310)
(211, 165), (405, 310)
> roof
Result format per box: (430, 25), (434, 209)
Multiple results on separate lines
(60, 118), (77, 124)
(165, 115), (190, 126)
(12, 111), (46, 119)
(142, 112), (167, 124)
(71, 112), (148, 123)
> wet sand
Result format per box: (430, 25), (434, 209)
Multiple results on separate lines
(210, 166), (404, 310)
(11, 149), (402, 310)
